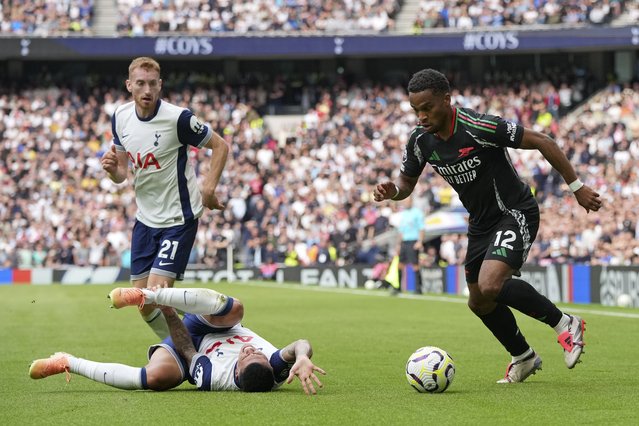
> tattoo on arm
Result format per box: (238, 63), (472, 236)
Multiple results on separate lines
(164, 310), (197, 362)
(283, 345), (296, 361)
(281, 339), (312, 362)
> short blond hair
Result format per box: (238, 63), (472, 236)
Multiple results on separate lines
(128, 57), (161, 78)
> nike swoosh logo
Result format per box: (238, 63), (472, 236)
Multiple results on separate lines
(121, 134), (129, 139)
(158, 261), (174, 266)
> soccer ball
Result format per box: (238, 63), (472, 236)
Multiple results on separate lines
(616, 293), (633, 308)
(405, 346), (455, 393)
(364, 279), (377, 290)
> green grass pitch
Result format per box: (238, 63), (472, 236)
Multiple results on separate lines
(1, 282), (637, 425)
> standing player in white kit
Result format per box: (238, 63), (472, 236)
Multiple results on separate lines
(101, 57), (229, 338)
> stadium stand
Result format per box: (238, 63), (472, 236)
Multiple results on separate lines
(0, 0), (94, 35)
(114, 0), (402, 36)
(0, 0), (636, 271)
(1, 67), (637, 268)
(1, 0), (630, 36)
(410, 0), (629, 33)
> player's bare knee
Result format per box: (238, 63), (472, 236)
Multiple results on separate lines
(467, 298), (483, 315)
(467, 292), (492, 315)
(145, 364), (181, 391)
(145, 371), (177, 391)
(477, 280), (501, 300)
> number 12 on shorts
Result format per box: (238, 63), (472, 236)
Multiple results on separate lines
(494, 230), (516, 249)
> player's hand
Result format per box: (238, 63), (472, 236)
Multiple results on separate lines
(101, 145), (119, 175)
(148, 281), (170, 290)
(286, 356), (326, 396)
(201, 186), (225, 211)
(373, 181), (399, 202)
(573, 185), (602, 213)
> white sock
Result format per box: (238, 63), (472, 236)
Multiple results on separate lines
(143, 308), (169, 339)
(143, 288), (230, 315)
(68, 355), (143, 390)
(512, 347), (533, 363)
(553, 314), (571, 334)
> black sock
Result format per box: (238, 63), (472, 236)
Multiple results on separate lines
(414, 266), (423, 294)
(495, 278), (562, 326)
(478, 304), (530, 357)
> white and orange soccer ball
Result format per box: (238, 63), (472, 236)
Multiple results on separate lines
(405, 346), (455, 393)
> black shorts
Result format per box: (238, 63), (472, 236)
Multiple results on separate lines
(464, 211), (539, 284)
(399, 240), (420, 265)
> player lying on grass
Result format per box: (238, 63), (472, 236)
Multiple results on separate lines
(29, 287), (326, 394)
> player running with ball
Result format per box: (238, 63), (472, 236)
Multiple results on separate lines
(374, 69), (602, 383)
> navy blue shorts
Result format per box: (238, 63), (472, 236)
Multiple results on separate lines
(131, 219), (198, 281)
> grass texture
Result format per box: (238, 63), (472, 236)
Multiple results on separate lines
(1, 282), (637, 426)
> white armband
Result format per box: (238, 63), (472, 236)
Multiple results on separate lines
(568, 179), (584, 193)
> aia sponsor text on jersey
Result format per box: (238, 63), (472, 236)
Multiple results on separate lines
(128, 151), (161, 170)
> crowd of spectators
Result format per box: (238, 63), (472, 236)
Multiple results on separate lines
(412, 0), (627, 32)
(115, 0), (401, 35)
(0, 0), (631, 36)
(0, 0), (94, 35)
(1, 67), (638, 273)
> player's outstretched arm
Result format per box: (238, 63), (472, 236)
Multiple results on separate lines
(201, 132), (229, 211)
(160, 306), (197, 363)
(519, 128), (602, 213)
(281, 339), (326, 395)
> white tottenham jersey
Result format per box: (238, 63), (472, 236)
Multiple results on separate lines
(190, 325), (289, 391)
(111, 100), (212, 227)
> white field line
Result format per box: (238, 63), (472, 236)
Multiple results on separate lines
(231, 281), (639, 320)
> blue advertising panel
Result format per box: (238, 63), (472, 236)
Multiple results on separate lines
(1, 26), (636, 59)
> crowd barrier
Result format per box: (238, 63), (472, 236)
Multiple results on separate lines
(1, 264), (636, 308)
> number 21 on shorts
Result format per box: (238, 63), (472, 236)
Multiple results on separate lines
(158, 239), (179, 261)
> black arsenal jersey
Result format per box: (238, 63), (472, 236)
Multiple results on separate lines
(400, 107), (538, 233)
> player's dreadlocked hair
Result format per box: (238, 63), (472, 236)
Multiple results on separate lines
(238, 362), (274, 392)
(408, 69), (450, 95)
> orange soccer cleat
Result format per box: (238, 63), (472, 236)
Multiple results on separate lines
(29, 352), (71, 382)
(108, 287), (147, 309)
